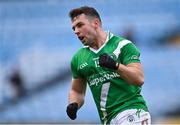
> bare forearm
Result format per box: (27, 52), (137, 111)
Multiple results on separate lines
(66, 78), (86, 120)
(116, 63), (144, 86)
(68, 90), (84, 109)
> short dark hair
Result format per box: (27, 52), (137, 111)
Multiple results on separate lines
(69, 6), (101, 23)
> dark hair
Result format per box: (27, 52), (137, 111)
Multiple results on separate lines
(69, 6), (101, 23)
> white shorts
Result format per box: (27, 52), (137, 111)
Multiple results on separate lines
(110, 109), (151, 125)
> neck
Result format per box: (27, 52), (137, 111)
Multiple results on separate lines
(91, 30), (108, 50)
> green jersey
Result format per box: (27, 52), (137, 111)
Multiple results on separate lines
(71, 32), (148, 124)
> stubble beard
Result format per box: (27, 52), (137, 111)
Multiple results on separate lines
(84, 38), (96, 47)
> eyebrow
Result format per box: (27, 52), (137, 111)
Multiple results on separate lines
(72, 23), (78, 31)
(72, 22), (83, 31)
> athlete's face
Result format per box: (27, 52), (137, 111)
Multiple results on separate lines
(71, 14), (98, 46)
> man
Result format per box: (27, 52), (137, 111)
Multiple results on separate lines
(66, 6), (151, 125)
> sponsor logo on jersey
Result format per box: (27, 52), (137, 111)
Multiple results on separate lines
(88, 72), (120, 86)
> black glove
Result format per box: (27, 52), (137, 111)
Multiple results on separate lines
(99, 53), (119, 70)
(66, 102), (78, 120)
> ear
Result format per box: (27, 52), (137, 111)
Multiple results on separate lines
(93, 18), (101, 28)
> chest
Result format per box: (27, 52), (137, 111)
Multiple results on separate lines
(76, 39), (121, 78)
(77, 54), (100, 77)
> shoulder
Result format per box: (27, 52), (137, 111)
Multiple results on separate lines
(71, 47), (89, 61)
(110, 33), (131, 45)
(112, 35), (133, 49)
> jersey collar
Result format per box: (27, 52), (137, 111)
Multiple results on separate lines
(87, 31), (114, 54)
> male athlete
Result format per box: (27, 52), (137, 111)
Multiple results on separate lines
(66, 6), (151, 125)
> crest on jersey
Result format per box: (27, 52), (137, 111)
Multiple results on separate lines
(127, 115), (135, 122)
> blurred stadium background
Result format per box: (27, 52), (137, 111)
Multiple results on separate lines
(0, 0), (180, 124)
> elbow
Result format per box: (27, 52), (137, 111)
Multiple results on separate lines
(135, 72), (144, 86)
(129, 76), (144, 86)
(136, 77), (144, 86)
(127, 79), (144, 86)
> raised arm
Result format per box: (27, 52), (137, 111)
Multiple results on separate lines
(116, 62), (144, 86)
(99, 54), (144, 86)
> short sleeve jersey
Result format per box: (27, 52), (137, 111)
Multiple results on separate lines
(71, 32), (148, 124)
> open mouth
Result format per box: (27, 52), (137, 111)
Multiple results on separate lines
(78, 36), (85, 41)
